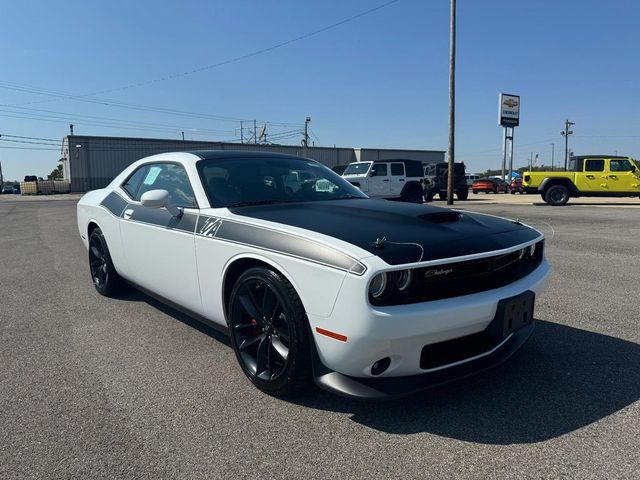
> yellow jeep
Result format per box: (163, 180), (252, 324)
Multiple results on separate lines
(523, 155), (640, 205)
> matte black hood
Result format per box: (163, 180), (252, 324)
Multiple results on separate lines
(230, 199), (541, 265)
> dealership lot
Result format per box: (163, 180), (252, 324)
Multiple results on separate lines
(1, 198), (638, 479)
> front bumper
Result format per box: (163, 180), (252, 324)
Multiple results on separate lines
(312, 322), (534, 400)
(308, 260), (550, 398)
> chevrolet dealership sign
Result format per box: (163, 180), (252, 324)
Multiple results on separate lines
(499, 93), (520, 127)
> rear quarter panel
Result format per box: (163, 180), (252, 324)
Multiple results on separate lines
(77, 189), (125, 273)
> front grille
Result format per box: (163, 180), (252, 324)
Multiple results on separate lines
(371, 240), (544, 306)
(420, 330), (504, 370)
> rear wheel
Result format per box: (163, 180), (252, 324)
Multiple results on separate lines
(402, 186), (423, 204)
(438, 192), (446, 200)
(544, 185), (570, 206)
(457, 189), (468, 200)
(473, 190), (478, 194)
(228, 267), (312, 396)
(88, 227), (125, 296)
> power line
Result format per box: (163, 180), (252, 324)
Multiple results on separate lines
(3, 0), (402, 108)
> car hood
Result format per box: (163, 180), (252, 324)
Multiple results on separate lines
(229, 199), (541, 265)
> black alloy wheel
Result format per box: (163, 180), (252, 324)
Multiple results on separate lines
(228, 267), (311, 396)
(544, 185), (570, 206)
(88, 227), (123, 296)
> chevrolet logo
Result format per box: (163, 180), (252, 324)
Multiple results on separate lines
(503, 98), (518, 108)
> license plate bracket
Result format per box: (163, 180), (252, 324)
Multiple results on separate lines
(488, 291), (535, 338)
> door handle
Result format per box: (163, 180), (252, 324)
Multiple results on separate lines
(586, 175), (595, 179)
(383, 179), (389, 182)
(609, 175), (618, 178)
(123, 208), (134, 220)
(399, 179), (405, 182)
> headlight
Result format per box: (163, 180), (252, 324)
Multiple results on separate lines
(369, 272), (388, 298)
(395, 269), (413, 291)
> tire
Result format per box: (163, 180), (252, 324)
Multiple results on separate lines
(510, 189), (515, 195)
(424, 189), (435, 202)
(438, 192), (446, 200)
(228, 267), (312, 396)
(543, 184), (570, 206)
(473, 190), (478, 194)
(88, 227), (125, 296)
(457, 189), (468, 200)
(493, 188), (498, 194)
(402, 186), (423, 204)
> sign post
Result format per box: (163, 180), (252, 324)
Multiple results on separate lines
(498, 93), (520, 179)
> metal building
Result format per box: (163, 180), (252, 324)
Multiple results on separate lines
(60, 135), (445, 192)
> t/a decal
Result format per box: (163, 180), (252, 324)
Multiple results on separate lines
(199, 217), (223, 237)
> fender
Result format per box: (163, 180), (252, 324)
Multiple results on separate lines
(539, 177), (579, 195)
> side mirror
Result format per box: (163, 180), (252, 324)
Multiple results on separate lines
(140, 189), (183, 217)
(369, 170), (376, 177)
(631, 165), (637, 173)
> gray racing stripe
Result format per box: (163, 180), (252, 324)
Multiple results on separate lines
(100, 192), (128, 217)
(123, 204), (197, 233)
(197, 216), (366, 275)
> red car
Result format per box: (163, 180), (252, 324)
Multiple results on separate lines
(471, 178), (509, 194)
(510, 177), (525, 194)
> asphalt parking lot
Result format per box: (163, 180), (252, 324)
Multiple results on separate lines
(1, 197), (639, 479)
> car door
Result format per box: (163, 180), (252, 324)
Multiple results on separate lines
(389, 162), (406, 195)
(368, 163), (390, 197)
(608, 159), (640, 193)
(118, 162), (202, 313)
(576, 158), (607, 192)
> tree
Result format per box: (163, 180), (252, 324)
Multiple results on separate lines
(48, 164), (63, 180)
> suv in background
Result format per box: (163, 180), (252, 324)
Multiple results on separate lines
(342, 159), (424, 203)
(424, 162), (468, 201)
(523, 155), (640, 205)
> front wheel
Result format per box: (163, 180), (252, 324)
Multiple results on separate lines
(457, 189), (468, 200)
(228, 267), (312, 396)
(543, 185), (570, 206)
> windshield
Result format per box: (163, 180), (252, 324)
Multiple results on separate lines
(343, 162), (371, 175)
(197, 156), (368, 207)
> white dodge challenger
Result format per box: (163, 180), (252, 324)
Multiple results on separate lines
(77, 151), (550, 399)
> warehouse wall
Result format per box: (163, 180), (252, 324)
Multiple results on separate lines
(62, 135), (444, 192)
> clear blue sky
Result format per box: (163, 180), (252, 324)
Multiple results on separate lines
(1, 0), (638, 180)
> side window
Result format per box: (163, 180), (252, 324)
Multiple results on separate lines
(136, 163), (197, 208)
(391, 163), (405, 176)
(371, 163), (388, 177)
(584, 159), (605, 172)
(610, 159), (632, 172)
(122, 165), (150, 199)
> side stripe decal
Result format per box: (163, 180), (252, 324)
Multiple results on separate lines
(197, 216), (367, 275)
(100, 191), (128, 217)
(100, 191), (365, 275)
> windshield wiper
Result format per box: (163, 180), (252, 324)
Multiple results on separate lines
(226, 199), (297, 208)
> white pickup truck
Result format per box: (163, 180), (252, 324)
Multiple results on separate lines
(341, 159), (424, 203)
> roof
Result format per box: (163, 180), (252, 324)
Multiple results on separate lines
(187, 150), (308, 161)
(571, 155), (630, 160)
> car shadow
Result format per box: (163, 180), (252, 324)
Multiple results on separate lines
(532, 202), (640, 207)
(112, 288), (231, 347)
(107, 290), (640, 444)
(288, 320), (640, 444)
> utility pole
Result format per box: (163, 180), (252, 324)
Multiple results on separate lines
(181, 131), (185, 141)
(303, 116), (311, 158)
(551, 143), (555, 171)
(240, 121), (244, 144)
(529, 152), (533, 171)
(69, 124), (74, 136)
(561, 119), (574, 170)
(0, 134), (4, 187)
(446, 0), (456, 205)
(253, 120), (257, 144)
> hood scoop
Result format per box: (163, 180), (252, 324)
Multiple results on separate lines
(419, 211), (462, 223)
